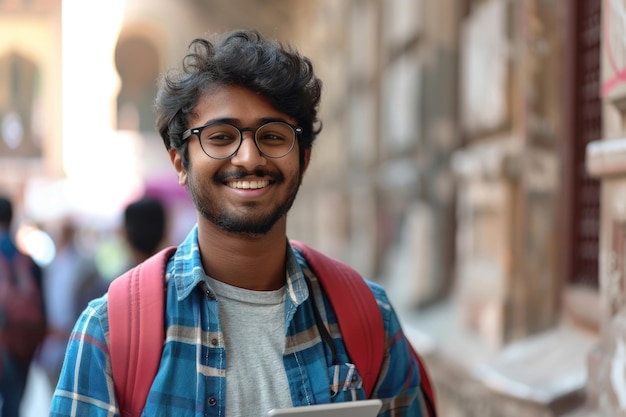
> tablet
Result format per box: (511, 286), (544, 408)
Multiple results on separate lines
(265, 399), (383, 417)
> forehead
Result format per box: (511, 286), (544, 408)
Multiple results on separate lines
(190, 85), (296, 127)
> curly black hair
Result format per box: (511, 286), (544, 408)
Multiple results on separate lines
(155, 29), (323, 168)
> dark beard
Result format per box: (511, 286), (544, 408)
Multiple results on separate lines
(187, 168), (302, 236)
(203, 193), (296, 235)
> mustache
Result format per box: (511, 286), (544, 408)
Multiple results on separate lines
(215, 169), (284, 183)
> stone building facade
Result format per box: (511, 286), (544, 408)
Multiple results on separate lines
(0, 0), (622, 415)
(301, 1), (597, 416)
(586, 0), (626, 415)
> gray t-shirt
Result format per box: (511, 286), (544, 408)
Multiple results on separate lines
(206, 277), (292, 417)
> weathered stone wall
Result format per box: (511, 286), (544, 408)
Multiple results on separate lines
(586, 1), (626, 414)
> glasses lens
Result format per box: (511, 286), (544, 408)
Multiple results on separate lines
(255, 122), (296, 158)
(199, 124), (241, 159)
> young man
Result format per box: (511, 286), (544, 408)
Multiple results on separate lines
(50, 30), (423, 416)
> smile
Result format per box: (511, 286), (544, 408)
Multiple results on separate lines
(227, 180), (270, 190)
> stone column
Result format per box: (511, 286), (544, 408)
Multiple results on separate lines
(453, 0), (562, 349)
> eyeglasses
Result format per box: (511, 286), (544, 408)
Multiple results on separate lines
(181, 121), (302, 160)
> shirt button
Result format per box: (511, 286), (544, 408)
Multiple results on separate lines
(211, 338), (219, 346)
(351, 375), (359, 382)
(208, 397), (217, 406)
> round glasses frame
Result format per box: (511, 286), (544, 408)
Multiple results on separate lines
(181, 121), (302, 160)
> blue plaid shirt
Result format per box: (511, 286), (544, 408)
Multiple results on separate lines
(50, 227), (423, 416)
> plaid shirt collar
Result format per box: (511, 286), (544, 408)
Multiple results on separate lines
(168, 225), (310, 307)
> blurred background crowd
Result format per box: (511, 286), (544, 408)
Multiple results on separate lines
(2, 0), (626, 416)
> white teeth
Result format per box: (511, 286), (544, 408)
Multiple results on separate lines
(228, 180), (269, 189)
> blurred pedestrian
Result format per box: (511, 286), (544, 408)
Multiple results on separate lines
(37, 218), (103, 389)
(91, 196), (168, 283)
(0, 195), (46, 417)
(122, 196), (167, 266)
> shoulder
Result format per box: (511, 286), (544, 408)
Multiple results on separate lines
(362, 279), (399, 330)
(87, 293), (109, 317)
(290, 241), (393, 307)
(75, 293), (110, 340)
(364, 280), (391, 309)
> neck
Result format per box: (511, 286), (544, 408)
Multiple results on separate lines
(196, 219), (288, 291)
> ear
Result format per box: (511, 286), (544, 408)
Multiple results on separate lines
(169, 148), (188, 185)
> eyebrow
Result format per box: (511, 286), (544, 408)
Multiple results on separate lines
(198, 117), (291, 127)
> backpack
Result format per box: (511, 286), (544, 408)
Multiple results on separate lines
(108, 243), (437, 417)
(0, 249), (47, 365)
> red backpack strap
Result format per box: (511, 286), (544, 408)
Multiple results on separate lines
(107, 247), (176, 417)
(291, 241), (438, 416)
(413, 349), (437, 416)
(290, 240), (384, 398)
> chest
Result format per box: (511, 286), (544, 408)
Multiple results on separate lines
(140, 287), (366, 416)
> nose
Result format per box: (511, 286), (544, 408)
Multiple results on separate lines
(230, 132), (266, 168)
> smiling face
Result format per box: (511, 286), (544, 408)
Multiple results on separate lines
(170, 85), (310, 236)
